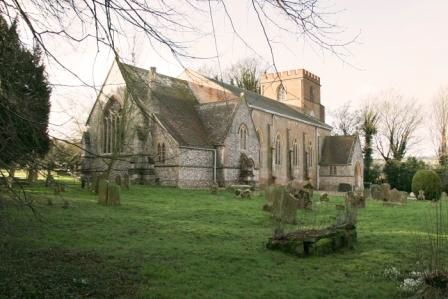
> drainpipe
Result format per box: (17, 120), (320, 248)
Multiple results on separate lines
(315, 127), (320, 190)
(179, 145), (216, 184)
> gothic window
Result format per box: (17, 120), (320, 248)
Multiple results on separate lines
(308, 142), (313, 167)
(239, 124), (248, 150)
(330, 165), (337, 175)
(256, 128), (263, 165)
(102, 98), (122, 154)
(310, 86), (315, 101)
(292, 139), (299, 166)
(158, 143), (166, 163)
(275, 134), (281, 165)
(277, 85), (286, 101)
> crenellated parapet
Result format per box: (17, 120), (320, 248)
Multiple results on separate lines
(260, 69), (320, 85)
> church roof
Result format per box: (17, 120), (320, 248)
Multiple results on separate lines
(207, 78), (332, 130)
(320, 135), (358, 165)
(119, 63), (212, 148)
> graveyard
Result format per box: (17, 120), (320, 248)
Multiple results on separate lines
(1, 178), (446, 298)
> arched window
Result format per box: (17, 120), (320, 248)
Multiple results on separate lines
(310, 86), (315, 101)
(275, 134), (281, 165)
(308, 142), (313, 167)
(256, 128), (263, 165)
(157, 143), (166, 163)
(102, 98), (122, 154)
(239, 124), (248, 150)
(292, 139), (299, 166)
(277, 85), (286, 101)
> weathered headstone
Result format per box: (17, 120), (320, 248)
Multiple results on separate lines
(389, 188), (402, 203)
(346, 191), (365, 208)
(272, 189), (299, 224)
(115, 175), (122, 186)
(442, 192), (447, 201)
(320, 192), (329, 202)
(98, 179), (109, 205)
(371, 184), (382, 200)
(123, 174), (130, 190)
(381, 183), (391, 201)
(241, 189), (251, 199)
(363, 188), (371, 199)
(210, 183), (218, 195)
(418, 190), (425, 200)
(400, 191), (408, 204)
(107, 183), (121, 205)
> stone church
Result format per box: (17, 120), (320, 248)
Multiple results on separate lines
(81, 58), (363, 190)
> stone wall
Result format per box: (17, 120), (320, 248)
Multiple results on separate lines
(178, 147), (214, 188)
(251, 108), (331, 187)
(218, 99), (260, 186)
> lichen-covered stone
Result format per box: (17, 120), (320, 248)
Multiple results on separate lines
(107, 183), (121, 205)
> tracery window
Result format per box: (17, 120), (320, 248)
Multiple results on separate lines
(277, 85), (286, 101)
(239, 124), (248, 150)
(308, 142), (313, 167)
(275, 134), (281, 165)
(292, 139), (299, 166)
(102, 99), (122, 154)
(330, 165), (337, 175)
(256, 128), (263, 164)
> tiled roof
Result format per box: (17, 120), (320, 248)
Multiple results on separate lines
(320, 135), (357, 165)
(119, 63), (212, 148)
(207, 78), (332, 130)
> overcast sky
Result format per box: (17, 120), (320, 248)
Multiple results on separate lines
(45, 0), (448, 157)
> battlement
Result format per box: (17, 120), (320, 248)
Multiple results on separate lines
(260, 69), (320, 84)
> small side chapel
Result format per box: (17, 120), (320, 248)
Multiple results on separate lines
(81, 58), (363, 191)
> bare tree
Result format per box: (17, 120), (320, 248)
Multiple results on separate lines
(375, 91), (423, 161)
(330, 101), (359, 136)
(431, 87), (448, 166)
(225, 58), (267, 93)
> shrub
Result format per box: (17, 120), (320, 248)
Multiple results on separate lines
(412, 170), (442, 201)
(384, 157), (427, 192)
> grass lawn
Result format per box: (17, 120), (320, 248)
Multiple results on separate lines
(0, 180), (443, 298)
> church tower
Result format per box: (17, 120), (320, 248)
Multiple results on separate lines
(259, 69), (325, 122)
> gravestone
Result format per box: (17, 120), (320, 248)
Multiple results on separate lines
(123, 174), (130, 190)
(371, 184), (382, 200)
(381, 183), (391, 201)
(210, 183), (218, 195)
(98, 179), (109, 205)
(363, 188), (371, 199)
(320, 192), (329, 202)
(115, 175), (122, 186)
(389, 189), (402, 202)
(107, 183), (121, 205)
(240, 189), (251, 199)
(442, 192), (447, 201)
(418, 190), (425, 200)
(272, 189), (299, 224)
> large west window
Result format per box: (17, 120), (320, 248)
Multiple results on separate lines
(102, 99), (122, 154)
(157, 143), (166, 163)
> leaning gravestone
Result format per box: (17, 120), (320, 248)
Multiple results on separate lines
(272, 189), (299, 224)
(442, 192), (448, 201)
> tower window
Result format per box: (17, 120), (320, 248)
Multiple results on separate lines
(158, 143), (166, 163)
(277, 85), (286, 101)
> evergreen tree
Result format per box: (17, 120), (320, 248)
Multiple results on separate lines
(0, 16), (51, 165)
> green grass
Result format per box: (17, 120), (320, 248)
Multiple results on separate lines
(0, 180), (442, 298)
